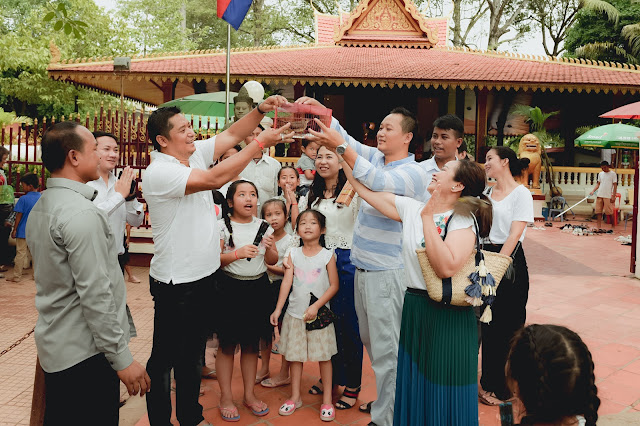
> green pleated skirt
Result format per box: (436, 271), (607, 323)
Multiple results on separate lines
(393, 288), (479, 426)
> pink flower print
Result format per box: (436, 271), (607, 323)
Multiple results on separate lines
(294, 267), (322, 286)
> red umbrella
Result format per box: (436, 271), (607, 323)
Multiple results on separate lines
(600, 101), (640, 119)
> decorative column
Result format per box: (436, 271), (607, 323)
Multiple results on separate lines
(475, 88), (489, 162)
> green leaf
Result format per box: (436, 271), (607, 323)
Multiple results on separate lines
(58, 3), (68, 18)
(78, 27), (86, 35)
(64, 22), (72, 35)
(75, 20), (88, 27)
(73, 28), (80, 38)
(53, 20), (63, 31)
(43, 12), (56, 22)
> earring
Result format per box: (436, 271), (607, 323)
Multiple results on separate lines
(451, 186), (456, 190)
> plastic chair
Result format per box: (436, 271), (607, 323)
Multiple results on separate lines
(548, 196), (573, 222)
(610, 193), (622, 226)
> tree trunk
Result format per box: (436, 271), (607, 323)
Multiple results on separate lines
(451, 0), (463, 46)
(496, 91), (515, 146)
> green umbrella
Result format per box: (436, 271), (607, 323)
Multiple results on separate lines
(575, 123), (640, 149)
(160, 91), (238, 117)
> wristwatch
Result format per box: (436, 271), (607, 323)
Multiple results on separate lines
(256, 102), (266, 114)
(336, 141), (348, 155)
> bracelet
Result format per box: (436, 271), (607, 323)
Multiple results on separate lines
(256, 102), (266, 114)
(253, 138), (265, 150)
(234, 250), (239, 260)
(291, 203), (298, 206)
(338, 158), (345, 163)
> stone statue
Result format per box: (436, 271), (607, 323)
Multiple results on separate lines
(222, 86), (255, 131)
(518, 133), (542, 189)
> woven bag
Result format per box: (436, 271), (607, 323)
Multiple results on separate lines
(415, 213), (512, 322)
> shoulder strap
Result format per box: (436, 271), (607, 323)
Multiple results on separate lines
(440, 212), (454, 241)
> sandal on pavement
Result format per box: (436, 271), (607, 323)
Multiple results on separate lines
(278, 399), (302, 416)
(201, 369), (217, 379)
(261, 376), (291, 388)
(243, 400), (269, 417)
(336, 386), (361, 410)
(219, 406), (240, 422)
(320, 404), (335, 422)
(255, 372), (269, 384)
(478, 390), (503, 406)
(308, 379), (323, 395)
(359, 400), (373, 413)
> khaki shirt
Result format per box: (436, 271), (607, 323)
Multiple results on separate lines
(26, 178), (133, 373)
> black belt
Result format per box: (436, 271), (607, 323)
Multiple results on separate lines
(355, 267), (377, 273)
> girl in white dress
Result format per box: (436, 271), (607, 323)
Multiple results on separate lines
(271, 209), (339, 422)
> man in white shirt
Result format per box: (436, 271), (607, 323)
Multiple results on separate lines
(591, 160), (618, 230)
(142, 96), (292, 426)
(241, 126), (281, 207)
(87, 132), (144, 269)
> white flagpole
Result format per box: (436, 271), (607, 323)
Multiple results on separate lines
(225, 23), (231, 125)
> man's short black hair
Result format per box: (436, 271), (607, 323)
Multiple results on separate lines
(20, 172), (40, 189)
(601, 160), (610, 166)
(458, 139), (467, 154)
(92, 131), (118, 143)
(41, 121), (86, 173)
(389, 107), (417, 135)
(433, 114), (464, 139)
(147, 106), (182, 151)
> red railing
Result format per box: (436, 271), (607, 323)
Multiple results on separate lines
(0, 106), (223, 228)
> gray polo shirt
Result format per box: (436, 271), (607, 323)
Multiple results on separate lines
(26, 178), (133, 373)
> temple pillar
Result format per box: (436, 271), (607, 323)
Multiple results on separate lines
(475, 88), (489, 162)
(294, 83), (305, 99)
(161, 80), (174, 103)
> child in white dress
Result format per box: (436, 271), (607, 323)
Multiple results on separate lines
(270, 209), (339, 422)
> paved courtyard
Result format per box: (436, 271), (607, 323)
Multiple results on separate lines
(1, 218), (640, 425)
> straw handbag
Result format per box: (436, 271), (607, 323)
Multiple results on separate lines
(415, 213), (512, 323)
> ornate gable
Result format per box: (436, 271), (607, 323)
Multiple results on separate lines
(335, 0), (438, 48)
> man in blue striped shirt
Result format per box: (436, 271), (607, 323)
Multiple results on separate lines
(302, 97), (462, 426)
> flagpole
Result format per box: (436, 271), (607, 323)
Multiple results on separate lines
(225, 23), (231, 126)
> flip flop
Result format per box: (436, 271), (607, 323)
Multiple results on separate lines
(243, 400), (269, 417)
(261, 376), (291, 388)
(201, 369), (217, 379)
(478, 390), (503, 406)
(219, 406), (240, 422)
(359, 400), (373, 413)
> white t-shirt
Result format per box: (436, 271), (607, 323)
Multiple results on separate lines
(142, 138), (219, 284)
(267, 233), (294, 282)
(299, 195), (361, 249)
(597, 170), (617, 198)
(241, 154), (281, 206)
(395, 196), (475, 290)
(286, 246), (334, 319)
(219, 216), (273, 277)
(485, 185), (533, 244)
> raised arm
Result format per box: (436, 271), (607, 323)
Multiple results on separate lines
(295, 96), (377, 161)
(341, 160), (401, 222)
(309, 119), (429, 202)
(213, 95), (288, 160)
(186, 123), (294, 195)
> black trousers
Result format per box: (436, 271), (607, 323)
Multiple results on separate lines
(480, 244), (529, 400)
(44, 353), (119, 426)
(145, 274), (212, 426)
(0, 204), (12, 265)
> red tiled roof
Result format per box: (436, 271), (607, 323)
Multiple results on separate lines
(315, 12), (350, 44)
(426, 17), (448, 48)
(49, 45), (640, 94)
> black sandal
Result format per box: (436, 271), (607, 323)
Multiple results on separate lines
(308, 379), (323, 395)
(335, 386), (361, 410)
(359, 400), (373, 413)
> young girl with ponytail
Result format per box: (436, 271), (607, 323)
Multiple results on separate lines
(216, 180), (278, 421)
(507, 324), (600, 426)
(343, 158), (492, 425)
(479, 147), (534, 406)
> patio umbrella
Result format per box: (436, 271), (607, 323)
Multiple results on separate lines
(575, 123), (640, 150)
(600, 101), (640, 120)
(160, 91), (238, 117)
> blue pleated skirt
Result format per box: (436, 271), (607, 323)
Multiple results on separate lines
(393, 289), (479, 426)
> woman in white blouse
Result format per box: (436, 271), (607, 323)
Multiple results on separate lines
(299, 145), (363, 410)
(478, 146), (534, 406)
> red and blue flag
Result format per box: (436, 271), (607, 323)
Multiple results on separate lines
(217, 0), (253, 30)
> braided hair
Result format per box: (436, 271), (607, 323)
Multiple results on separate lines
(223, 179), (260, 248)
(506, 324), (600, 426)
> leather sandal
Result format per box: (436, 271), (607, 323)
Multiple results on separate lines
(308, 379), (323, 395)
(359, 400), (373, 413)
(335, 386), (361, 410)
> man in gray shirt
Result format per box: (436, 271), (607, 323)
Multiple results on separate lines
(26, 121), (150, 425)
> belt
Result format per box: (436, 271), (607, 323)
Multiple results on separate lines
(355, 267), (377, 273)
(222, 270), (265, 281)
